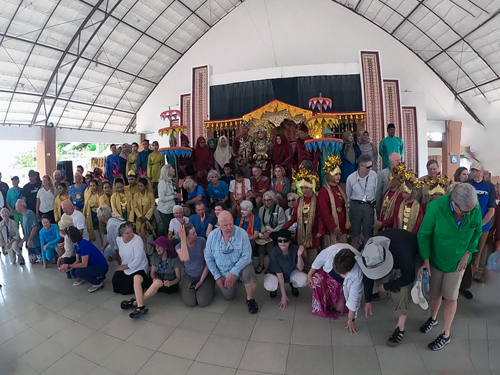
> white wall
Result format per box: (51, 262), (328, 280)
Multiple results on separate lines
(137, 0), (486, 171)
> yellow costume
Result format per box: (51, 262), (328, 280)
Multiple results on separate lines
(83, 192), (102, 242)
(132, 191), (155, 243)
(99, 194), (111, 208)
(84, 186), (91, 202)
(147, 152), (165, 183)
(111, 192), (133, 221)
(127, 153), (138, 176)
(53, 193), (70, 222)
(125, 184), (139, 197)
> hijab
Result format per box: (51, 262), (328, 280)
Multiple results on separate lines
(342, 131), (356, 164)
(194, 136), (212, 171)
(181, 133), (190, 147)
(207, 138), (217, 154)
(119, 143), (130, 159)
(272, 132), (293, 165)
(214, 136), (232, 168)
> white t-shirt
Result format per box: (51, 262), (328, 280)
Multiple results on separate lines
(36, 187), (56, 213)
(169, 216), (189, 239)
(62, 211), (89, 240)
(117, 234), (149, 275)
(229, 179), (251, 196)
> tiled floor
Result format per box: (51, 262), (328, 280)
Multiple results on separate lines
(1, 255), (499, 375)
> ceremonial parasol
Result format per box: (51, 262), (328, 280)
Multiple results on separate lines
(158, 108), (192, 178)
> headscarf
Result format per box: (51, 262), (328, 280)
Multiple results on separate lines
(214, 136), (232, 168)
(119, 143), (130, 159)
(207, 138), (217, 154)
(194, 136), (212, 171)
(180, 133), (190, 147)
(272, 132), (293, 165)
(342, 131), (355, 164)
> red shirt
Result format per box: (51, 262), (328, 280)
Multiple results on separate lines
(250, 176), (270, 195)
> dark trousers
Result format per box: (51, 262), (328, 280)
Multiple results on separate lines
(39, 210), (55, 224)
(62, 256), (77, 279)
(159, 212), (174, 237)
(75, 265), (108, 285)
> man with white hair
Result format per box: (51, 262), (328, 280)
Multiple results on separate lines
(61, 199), (89, 240)
(418, 183), (482, 350)
(168, 205), (189, 247)
(205, 211), (259, 314)
(375, 152), (402, 209)
(15, 199), (41, 263)
(97, 205), (125, 263)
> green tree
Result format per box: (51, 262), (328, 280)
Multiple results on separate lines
(12, 148), (37, 169)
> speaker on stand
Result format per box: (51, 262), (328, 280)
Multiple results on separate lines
(57, 161), (73, 186)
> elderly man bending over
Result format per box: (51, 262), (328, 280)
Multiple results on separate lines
(205, 211), (259, 314)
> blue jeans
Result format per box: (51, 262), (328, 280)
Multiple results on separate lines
(75, 266), (108, 285)
(62, 256), (77, 279)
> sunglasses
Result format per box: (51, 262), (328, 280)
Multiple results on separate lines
(364, 164), (373, 169)
(277, 239), (290, 243)
(454, 201), (473, 215)
(288, 199), (296, 202)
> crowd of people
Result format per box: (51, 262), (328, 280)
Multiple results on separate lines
(1, 121), (499, 353)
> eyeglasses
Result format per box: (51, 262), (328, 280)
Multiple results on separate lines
(263, 199), (272, 202)
(288, 199), (296, 202)
(277, 239), (290, 243)
(454, 201), (473, 215)
(363, 164), (373, 169)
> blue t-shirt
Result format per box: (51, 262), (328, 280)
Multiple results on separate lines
(75, 239), (109, 270)
(221, 174), (235, 186)
(69, 184), (87, 211)
(208, 181), (228, 201)
(22, 210), (41, 248)
(468, 179), (496, 231)
(235, 215), (262, 233)
(189, 213), (217, 239)
(188, 185), (208, 209)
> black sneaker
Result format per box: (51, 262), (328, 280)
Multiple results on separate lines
(460, 290), (473, 300)
(246, 299), (259, 314)
(290, 284), (299, 297)
(420, 317), (438, 333)
(387, 327), (405, 347)
(270, 290), (277, 299)
(129, 306), (148, 319)
(428, 332), (451, 351)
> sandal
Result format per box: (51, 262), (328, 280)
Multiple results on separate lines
(387, 327), (405, 347)
(420, 317), (438, 333)
(255, 265), (264, 274)
(88, 284), (104, 293)
(129, 306), (149, 319)
(428, 332), (451, 351)
(73, 280), (85, 286)
(120, 298), (136, 310)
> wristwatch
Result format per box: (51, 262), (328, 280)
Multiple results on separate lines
(68, 264), (71, 270)
(349, 318), (355, 322)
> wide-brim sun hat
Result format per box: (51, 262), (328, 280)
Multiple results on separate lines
(355, 236), (394, 280)
(148, 236), (170, 249)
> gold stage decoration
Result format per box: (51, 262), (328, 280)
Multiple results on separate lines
(242, 99), (312, 127)
(159, 109), (187, 136)
(204, 118), (243, 131)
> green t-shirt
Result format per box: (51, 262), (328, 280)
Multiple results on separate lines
(417, 194), (482, 273)
(150, 253), (182, 281)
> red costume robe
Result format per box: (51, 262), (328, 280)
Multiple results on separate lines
(318, 184), (347, 235)
(283, 195), (323, 249)
(378, 189), (404, 228)
(193, 137), (213, 189)
(232, 134), (254, 166)
(394, 200), (424, 233)
(294, 136), (319, 171)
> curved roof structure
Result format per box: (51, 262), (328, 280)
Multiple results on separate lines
(0, 0), (499, 133)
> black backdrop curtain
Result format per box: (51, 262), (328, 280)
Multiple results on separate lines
(210, 74), (362, 120)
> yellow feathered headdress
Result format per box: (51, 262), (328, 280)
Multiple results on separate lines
(400, 169), (425, 194)
(324, 155), (342, 176)
(427, 175), (452, 196)
(293, 165), (318, 189)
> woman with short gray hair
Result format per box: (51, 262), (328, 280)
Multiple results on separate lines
(236, 200), (261, 244)
(255, 191), (286, 273)
(184, 178), (208, 212)
(158, 164), (181, 237)
(0, 208), (25, 265)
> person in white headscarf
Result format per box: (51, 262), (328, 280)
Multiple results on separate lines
(213, 136), (233, 173)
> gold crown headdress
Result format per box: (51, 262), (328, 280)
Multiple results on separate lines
(427, 175), (452, 196)
(293, 165), (317, 189)
(400, 169), (424, 194)
(388, 163), (406, 183)
(324, 154), (342, 176)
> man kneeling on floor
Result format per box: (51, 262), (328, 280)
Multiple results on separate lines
(205, 211), (259, 314)
(121, 236), (181, 318)
(361, 229), (418, 347)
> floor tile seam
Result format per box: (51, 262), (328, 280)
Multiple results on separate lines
(118, 348), (155, 375)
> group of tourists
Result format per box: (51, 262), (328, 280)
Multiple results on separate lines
(1, 120), (499, 353)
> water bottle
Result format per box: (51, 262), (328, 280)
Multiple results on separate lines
(422, 268), (430, 296)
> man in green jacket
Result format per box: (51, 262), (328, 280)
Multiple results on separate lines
(379, 124), (404, 169)
(417, 183), (482, 351)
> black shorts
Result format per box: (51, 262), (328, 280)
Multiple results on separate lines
(112, 269), (151, 295)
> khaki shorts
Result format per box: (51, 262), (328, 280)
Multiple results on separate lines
(375, 271), (412, 314)
(429, 266), (465, 301)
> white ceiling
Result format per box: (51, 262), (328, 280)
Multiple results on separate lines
(0, 0), (499, 133)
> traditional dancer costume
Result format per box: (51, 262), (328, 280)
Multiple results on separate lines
(395, 170), (425, 233)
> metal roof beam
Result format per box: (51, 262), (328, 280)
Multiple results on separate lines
(457, 77), (500, 95)
(390, 0), (424, 35)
